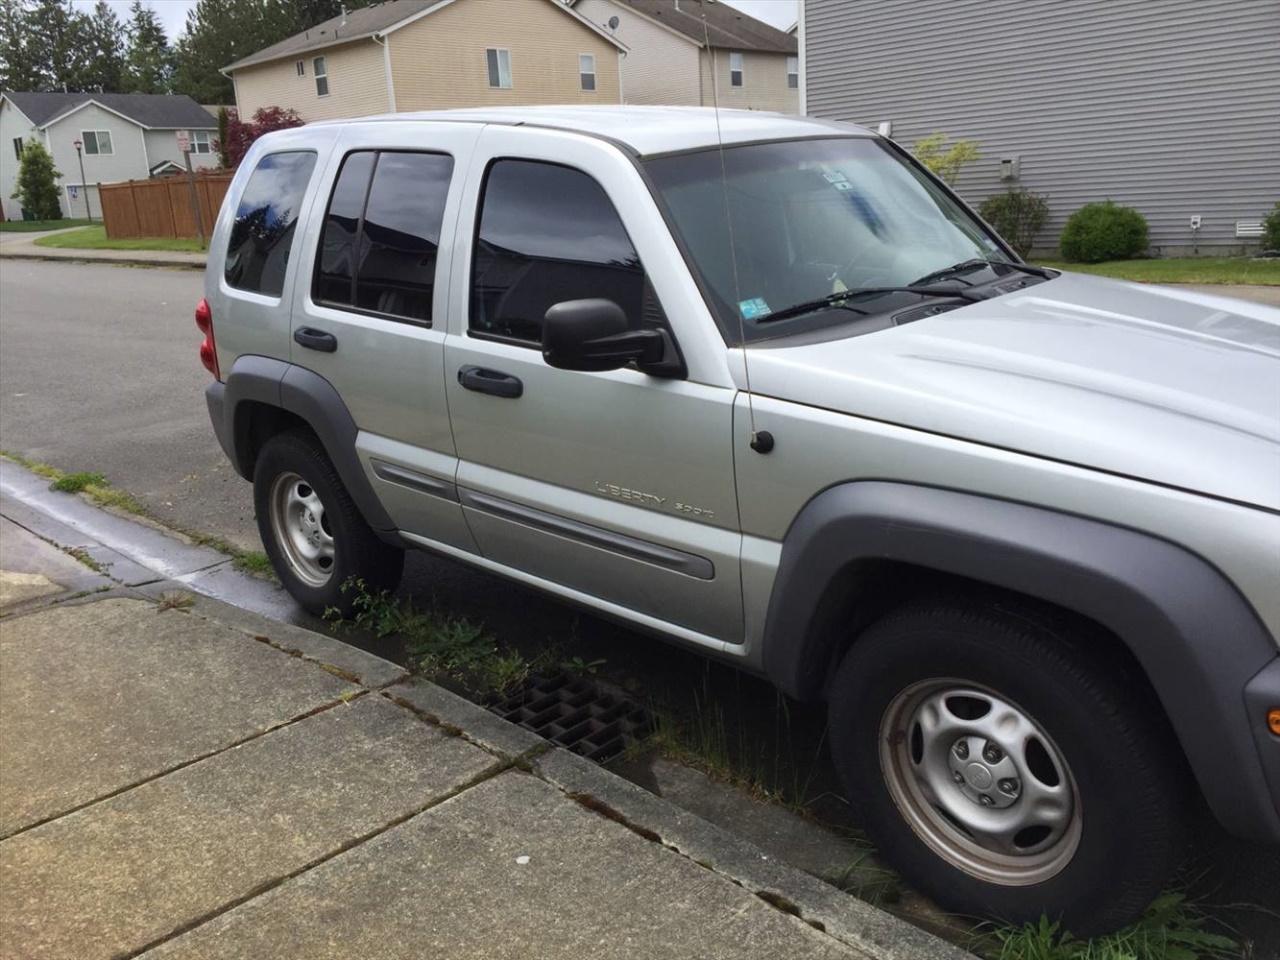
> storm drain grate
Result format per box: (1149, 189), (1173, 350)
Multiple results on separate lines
(489, 674), (653, 762)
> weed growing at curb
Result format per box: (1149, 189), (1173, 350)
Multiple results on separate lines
(976, 892), (1242, 960)
(63, 546), (110, 575)
(232, 551), (274, 577)
(157, 591), (196, 612)
(49, 471), (105, 493)
(325, 579), (552, 698)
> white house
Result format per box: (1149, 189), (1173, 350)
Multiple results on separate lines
(0, 93), (218, 221)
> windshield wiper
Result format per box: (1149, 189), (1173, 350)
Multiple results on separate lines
(757, 283), (986, 325)
(911, 258), (1054, 286)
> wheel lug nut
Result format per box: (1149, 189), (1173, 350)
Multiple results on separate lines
(953, 741), (969, 760)
(983, 743), (1003, 763)
(952, 771), (965, 784)
(979, 795), (995, 806)
(999, 778), (1020, 795)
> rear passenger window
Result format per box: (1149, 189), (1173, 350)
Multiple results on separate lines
(225, 151), (316, 297)
(314, 150), (454, 324)
(471, 160), (647, 344)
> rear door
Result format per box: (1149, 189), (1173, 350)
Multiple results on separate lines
(286, 122), (483, 553)
(442, 127), (743, 644)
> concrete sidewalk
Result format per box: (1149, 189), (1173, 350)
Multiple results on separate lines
(0, 485), (969, 959)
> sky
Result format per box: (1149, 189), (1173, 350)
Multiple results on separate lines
(71, 0), (799, 43)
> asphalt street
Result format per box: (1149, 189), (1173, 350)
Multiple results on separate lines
(1, 259), (1276, 952)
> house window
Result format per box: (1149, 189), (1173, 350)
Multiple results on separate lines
(81, 130), (113, 155)
(787, 56), (798, 89)
(12, 137), (23, 161)
(486, 48), (512, 89)
(729, 52), (743, 87)
(579, 53), (596, 91)
(296, 60), (305, 76)
(314, 56), (329, 96)
(190, 131), (213, 154)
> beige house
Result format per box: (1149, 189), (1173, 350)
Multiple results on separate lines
(224, 0), (626, 121)
(572, 0), (798, 112)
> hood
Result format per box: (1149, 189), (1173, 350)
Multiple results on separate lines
(747, 272), (1280, 510)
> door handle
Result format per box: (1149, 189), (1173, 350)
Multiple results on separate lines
(294, 327), (337, 352)
(458, 365), (523, 399)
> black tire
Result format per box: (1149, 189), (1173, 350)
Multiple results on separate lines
(828, 599), (1189, 936)
(253, 429), (404, 616)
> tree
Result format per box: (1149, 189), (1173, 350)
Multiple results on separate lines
(11, 139), (63, 220)
(912, 133), (981, 187)
(223, 106), (304, 167)
(0, 0), (44, 91)
(216, 105), (232, 168)
(22, 0), (87, 91)
(75, 1), (126, 92)
(122, 0), (172, 94)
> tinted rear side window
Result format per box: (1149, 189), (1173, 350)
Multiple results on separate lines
(314, 150), (454, 324)
(470, 160), (645, 344)
(225, 151), (317, 297)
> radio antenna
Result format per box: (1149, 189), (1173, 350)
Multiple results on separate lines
(701, 7), (773, 454)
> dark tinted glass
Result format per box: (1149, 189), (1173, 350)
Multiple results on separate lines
(354, 152), (454, 322)
(315, 151), (375, 306)
(471, 160), (644, 343)
(225, 151), (316, 296)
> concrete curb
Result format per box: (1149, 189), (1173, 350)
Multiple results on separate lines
(0, 249), (206, 270)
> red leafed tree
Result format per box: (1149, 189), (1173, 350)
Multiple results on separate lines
(223, 106), (304, 167)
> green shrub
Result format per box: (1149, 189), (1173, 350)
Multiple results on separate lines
(10, 140), (62, 221)
(1059, 201), (1149, 263)
(978, 187), (1050, 257)
(1262, 201), (1280, 251)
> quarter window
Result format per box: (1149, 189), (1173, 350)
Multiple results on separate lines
(81, 130), (113, 155)
(787, 55), (798, 89)
(486, 48), (512, 88)
(315, 151), (455, 324)
(225, 151), (317, 297)
(314, 56), (329, 96)
(729, 52), (743, 87)
(579, 53), (596, 91)
(471, 160), (647, 344)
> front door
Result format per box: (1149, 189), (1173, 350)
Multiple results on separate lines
(443, 128), (742, 644)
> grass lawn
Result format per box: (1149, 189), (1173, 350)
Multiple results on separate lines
(33, 225), (205, 253)
(1035, 257), (1279, 285)
(0, 217), (92, 232)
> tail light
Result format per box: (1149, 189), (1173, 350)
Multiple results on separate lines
(195, 298), (220, 380)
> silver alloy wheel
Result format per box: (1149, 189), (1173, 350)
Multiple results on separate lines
(879, 678), (1082, 885)
(268, 471), (336, 587)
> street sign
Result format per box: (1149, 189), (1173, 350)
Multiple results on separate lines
(176, 130), (191, 153)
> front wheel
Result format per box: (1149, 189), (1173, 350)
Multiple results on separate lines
(253, 430), (404, 616)
(828, 600), (1189, 935)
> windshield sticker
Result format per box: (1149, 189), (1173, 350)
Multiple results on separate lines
(822, 170), (849, 184)
(739, 297), (772, 320)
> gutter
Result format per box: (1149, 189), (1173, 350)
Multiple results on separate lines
(372, 33), (397, 113)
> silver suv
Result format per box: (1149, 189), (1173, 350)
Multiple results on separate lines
(199, 106), (1280, 934)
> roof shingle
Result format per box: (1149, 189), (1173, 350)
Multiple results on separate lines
(2, 92), (216, 129)
(597, 0), (797, 53)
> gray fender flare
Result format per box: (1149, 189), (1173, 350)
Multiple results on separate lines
(206, 355), (395, 532)
(762, 481), (1280, 842)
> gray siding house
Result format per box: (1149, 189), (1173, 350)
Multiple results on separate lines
(802, 0), (1280, 255)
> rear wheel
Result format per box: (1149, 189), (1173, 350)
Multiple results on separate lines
(253, 430), (403, 616)
(828, 599), (1189, 935)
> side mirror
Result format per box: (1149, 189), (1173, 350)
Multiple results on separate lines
(542, 299), (666, 372)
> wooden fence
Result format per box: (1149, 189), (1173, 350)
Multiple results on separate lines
(100, 171), (234, 240)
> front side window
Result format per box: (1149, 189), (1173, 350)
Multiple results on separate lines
(314, 56), (328, 96)
(471, 160), (646, 344)
(579, 53), (596, 91)
(81, 130), (113, 155)
(645, 138), (1008, 343)
(729, 52), (743, 87)
(191, 130), (213, 154)
(787, 55), (798, 89)
(314, 150), (455, 323)
(486, 48), (512, 88)
(225, 151), (317, 297)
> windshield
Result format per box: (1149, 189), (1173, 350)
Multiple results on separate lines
(645, 137), (1012, 343)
